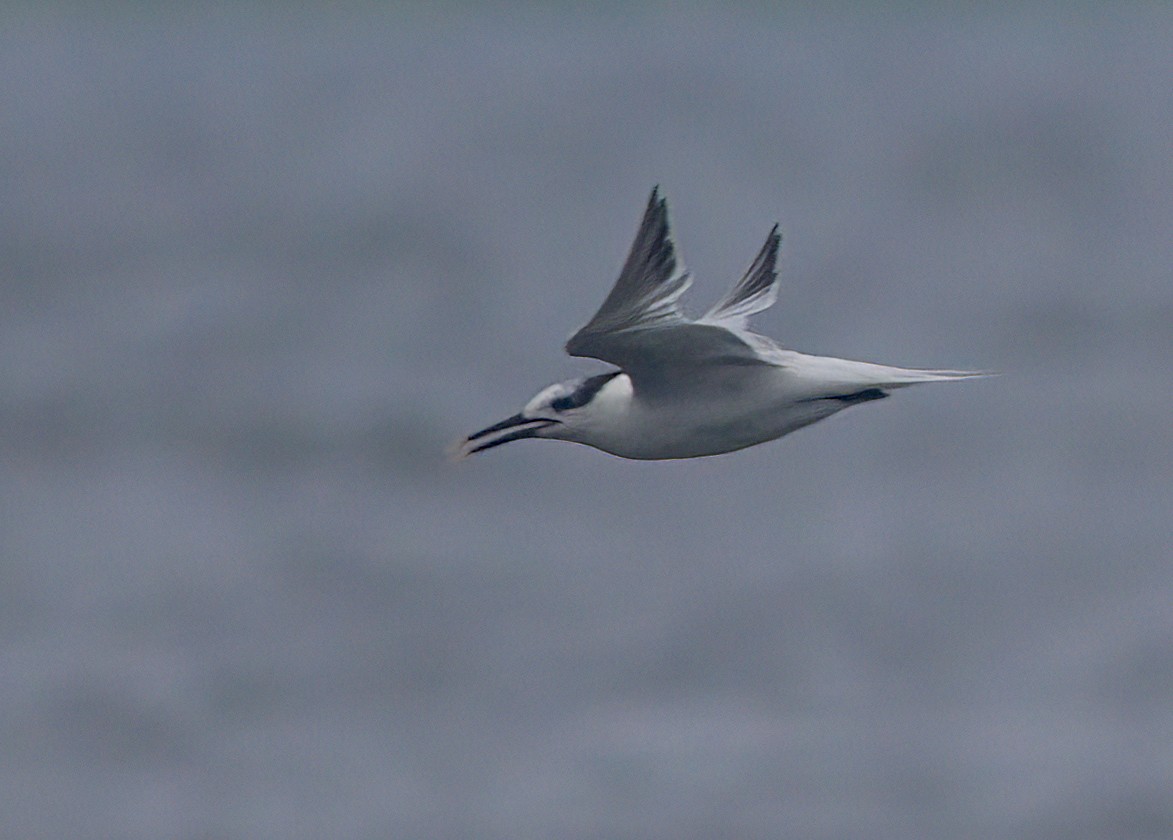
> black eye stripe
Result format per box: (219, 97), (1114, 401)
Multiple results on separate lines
(552, 371), (619, 412)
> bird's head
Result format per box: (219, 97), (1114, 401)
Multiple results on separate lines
(455, 371), (621, 457)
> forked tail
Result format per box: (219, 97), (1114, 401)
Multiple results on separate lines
(865, 366), (995, 389)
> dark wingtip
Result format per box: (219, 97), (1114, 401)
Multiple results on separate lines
(797, 388), (889, 405)
(648, 185), (668, 211)
(764, 225), (781, 259)
(830, 388), (889, 404)
(760, 225), (781, 260)
(635, 186), (673, 264)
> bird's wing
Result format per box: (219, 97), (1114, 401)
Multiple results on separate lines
(566, 187), (773, 379)
(701, 225), (781, 329)
(565, 187), (691, 358)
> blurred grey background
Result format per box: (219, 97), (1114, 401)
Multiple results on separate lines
(2, 5), (1170, 839)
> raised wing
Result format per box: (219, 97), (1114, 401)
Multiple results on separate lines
(703, 225), (781, 329)
(565, 188), (691, 360)
(566, 188), (779, 382)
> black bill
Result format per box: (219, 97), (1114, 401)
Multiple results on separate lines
(461, 414), (560, 456)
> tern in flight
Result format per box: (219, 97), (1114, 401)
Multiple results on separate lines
(458, 187), (986, 460)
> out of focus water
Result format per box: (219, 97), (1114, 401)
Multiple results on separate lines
(2, 6), (1171, 839)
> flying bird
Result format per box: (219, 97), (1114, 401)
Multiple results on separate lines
(458, 187), (986, 460)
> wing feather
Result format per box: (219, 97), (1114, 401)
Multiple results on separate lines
(566, 188), (778, 384)
(703, 225), (781, 328)
(565, 187), (691, 360)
